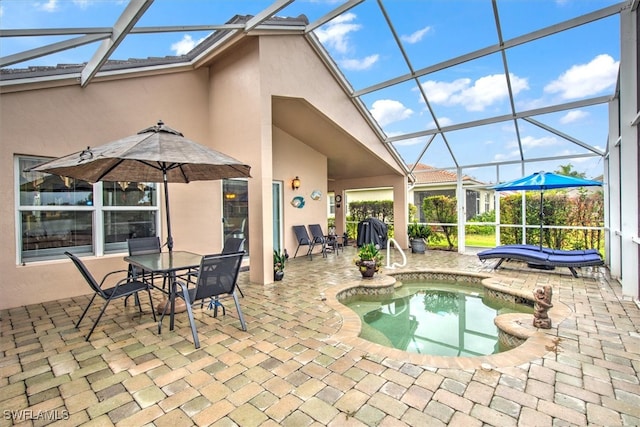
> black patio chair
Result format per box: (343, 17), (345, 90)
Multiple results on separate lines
(222, 237), (246, 297)
(182, 237), (246, 298)
(127, 236), (163, 282)
(65, 251), (156, 341)
(308, 224), (329, 258)
(293, 225), (315, 260)
(159, 251), (246, 349)
(125, 236), (164, 307)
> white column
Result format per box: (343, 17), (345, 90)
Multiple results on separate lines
(607, 100), (621, 280)
(456, 168), (466, 253)
(618, 6), (639, 299)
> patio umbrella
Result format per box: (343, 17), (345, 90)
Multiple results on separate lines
(492, 171), (602, 250)
(29, 120), (251, 251)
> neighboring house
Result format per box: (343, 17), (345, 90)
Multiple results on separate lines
(0, 15), (409, 309)
(343, 164), (494, 221)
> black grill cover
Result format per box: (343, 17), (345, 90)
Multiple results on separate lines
(356, 218), (388, 248)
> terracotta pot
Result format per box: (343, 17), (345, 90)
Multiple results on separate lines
(156, 297), (187, 314)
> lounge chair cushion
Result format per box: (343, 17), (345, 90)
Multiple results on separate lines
(477, 245), (603, 277)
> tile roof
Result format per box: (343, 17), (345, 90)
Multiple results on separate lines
(410, 163), (481, 185)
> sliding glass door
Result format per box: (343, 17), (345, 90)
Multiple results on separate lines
(223, 179), (248, 254)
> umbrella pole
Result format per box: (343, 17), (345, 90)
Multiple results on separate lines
(539, 191), (544, 251)
(163, 171), (173, 252)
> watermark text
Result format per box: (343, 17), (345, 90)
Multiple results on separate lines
(3, 409), (70, 421)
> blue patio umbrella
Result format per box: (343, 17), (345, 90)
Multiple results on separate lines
(492, 171), (602, 250)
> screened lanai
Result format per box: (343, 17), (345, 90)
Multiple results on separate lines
(1, 0), (638, 300)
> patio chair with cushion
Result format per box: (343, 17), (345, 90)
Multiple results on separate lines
(159, 251), (246, 349)
(65, 251), (157, 341)
(477, 245), (604, 277)
(293, 225), (315, 260)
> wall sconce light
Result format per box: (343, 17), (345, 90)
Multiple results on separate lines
(292, 176), (301, 190)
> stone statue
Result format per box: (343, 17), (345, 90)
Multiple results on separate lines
(533, 285), (553, 329)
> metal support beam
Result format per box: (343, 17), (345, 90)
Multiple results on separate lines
(0, 34), (108, 67)
(80, 0), (154, 87)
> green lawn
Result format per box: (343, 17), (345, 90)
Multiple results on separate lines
(465, 234), (496, 247)
(426, 233), (495, 250)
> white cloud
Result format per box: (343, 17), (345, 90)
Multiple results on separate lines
(421, 73), (529, 112)
(170, 35), (206, 55)
(315, 13), (361, 54)
(494, 150), (521, 161)
(544, 54), (619, 100)
(559, 110), (588, 124)
(392, 136), (425, 147)
(518, 135), (558, 150)
(421, 78), (471, 104)
(37, 0), (58, 12)
(426, 116), (453, 129)
(370, 99), (414, 126)
(339, 54), (379, 71)
(0, 6), (3, 18)
(401, 27), (432, 44)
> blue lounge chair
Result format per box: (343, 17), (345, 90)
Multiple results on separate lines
(493, 244), (600, 256)
(477, 245), (604, 277)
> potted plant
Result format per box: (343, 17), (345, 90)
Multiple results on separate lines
(408, 222), (431, 254)
(354, 243), (383, 278)
(273, 250), (287, 281)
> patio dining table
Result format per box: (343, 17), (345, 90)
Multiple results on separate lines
(124, 250), (202, 332)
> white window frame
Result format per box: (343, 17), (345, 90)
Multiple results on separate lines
(15, 155), (160, 264)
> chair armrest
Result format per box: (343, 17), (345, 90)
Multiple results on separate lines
(98, 269), (132, 288)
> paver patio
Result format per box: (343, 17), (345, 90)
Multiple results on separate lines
(1, 247), (639, 426)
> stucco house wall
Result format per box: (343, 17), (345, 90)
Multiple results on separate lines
(1, 31), (408, 309)
(1, 70), (220, 309)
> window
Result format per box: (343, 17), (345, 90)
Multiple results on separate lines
(17, 156), (159, 262)
(223, 179), (248, 254)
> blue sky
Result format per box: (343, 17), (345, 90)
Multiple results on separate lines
(1, 0), (621, 183)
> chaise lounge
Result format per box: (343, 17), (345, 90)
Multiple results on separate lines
(477, 245), (604, 277)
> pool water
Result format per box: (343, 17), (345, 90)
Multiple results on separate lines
(343, 281), (533, 357)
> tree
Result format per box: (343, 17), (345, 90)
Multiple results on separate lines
(554, 164), (586, 178)
(422, 195), (457, 250)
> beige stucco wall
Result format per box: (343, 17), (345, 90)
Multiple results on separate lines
(273, 126), (328, 256)
(0, 70), (227, 309)
(0, 31), (408, 309)
(258, 35), (408, 249)
(206, 39), (269, 284)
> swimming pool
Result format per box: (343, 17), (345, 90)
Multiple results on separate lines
(342, 280), (533, 357)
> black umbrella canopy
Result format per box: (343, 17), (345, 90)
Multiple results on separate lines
(29, 121), (252, 251)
